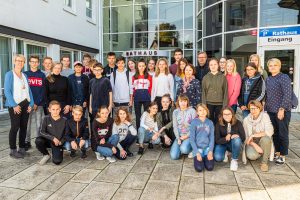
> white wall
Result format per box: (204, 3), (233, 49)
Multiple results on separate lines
(0, 0), (99, 50)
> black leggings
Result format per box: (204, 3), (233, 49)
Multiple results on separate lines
(35, 136), (63, 165)
(8, 100), (30, 149)
(134, 101), (150, 129)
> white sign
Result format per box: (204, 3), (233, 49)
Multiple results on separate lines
(122, 50), (169, 57)
(259, 26), (300, 46)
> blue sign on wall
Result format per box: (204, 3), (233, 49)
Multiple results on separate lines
(259, 26), (300, 37)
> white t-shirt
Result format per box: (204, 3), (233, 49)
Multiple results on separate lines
(13, 72), (30, 104)
(151, 73), (174, 101)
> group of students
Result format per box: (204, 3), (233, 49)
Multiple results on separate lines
(4, 48), (295, 172)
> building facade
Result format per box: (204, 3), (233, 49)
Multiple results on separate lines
(0, 0), (100, 112)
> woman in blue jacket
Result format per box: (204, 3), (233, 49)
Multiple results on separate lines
(4, 54), (34, 159)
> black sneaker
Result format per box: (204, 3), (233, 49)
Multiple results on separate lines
(70, 150), (76, 158)
(148, 143), (154, 149)
(161, 144), (170, 149)
(275, 156), (285, 165)
(126, 149), (134, 157)
(138, 147), (144, 155)
(80, 149), (87, 159)
(24, 142), (32, 151)
(10, 149), (24, 159)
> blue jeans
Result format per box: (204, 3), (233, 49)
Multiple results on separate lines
(242, 110), (250, 118)
(138, 127), (161, 145)
(170, 138), (192, 160)
(96, 134), (119, 157)
(214, 137), (242, 161)
(64, 138), (89, 151)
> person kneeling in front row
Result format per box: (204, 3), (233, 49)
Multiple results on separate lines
(35, 100), (66, 165)
(64, 105), (89, 159)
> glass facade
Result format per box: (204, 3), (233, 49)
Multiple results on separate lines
(102, 0), (195, 65)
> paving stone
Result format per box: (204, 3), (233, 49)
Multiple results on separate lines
(179, 176), (204, 194)
(36, 172), (74, 191)
(140, 180), (178, 200)
(0, 160), (32, 180)
(19, 189), (53, 200)
(75, 181), (119, 200)
(205, 184), (242, 200)
(292, 148), (300, 157)
(47, 181), (87, 200)
(131, 159), (157, 174)
(150, 163), (182, 182)
(252, 161), (296, 176)
(0, 164), (58, 190)
(95, 164), (132, 183)
(112, 188), (142, 200)
(114, 154), (141, 166)
(204, 167), (237, 186)
(234, 161), (255, 173)
(71, 168), (101, 183)
(158, 150), (184, 164)
(177, 192), (204, 200)
(286, 150), (300, 160)
(239, 188), (270, 200)
(289, 139), (300, 149)
(140, 149), (162, 160)
(0, 186), (27, 200)
(286, 160), (300, 176)
(86, 160), (110, 170)
(59, 158), (92, 173)
(182, 163), (203, 177)
(121, 173), (149, 189)
(234, 172), (264, 189)
(0, 149), (10, 159)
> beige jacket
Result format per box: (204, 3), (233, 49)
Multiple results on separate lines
(242, 112), (274, 164)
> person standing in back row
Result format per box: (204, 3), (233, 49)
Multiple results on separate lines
(61, 56), (73, 77)
(169, 48), (183, 76)
(104, 52), (117, 79)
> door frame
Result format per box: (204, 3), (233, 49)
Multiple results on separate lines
(258, 45), (300, 112)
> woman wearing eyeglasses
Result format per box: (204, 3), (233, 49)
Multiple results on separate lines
(4, 54), (34, 159)
(214, 107), (245, 171)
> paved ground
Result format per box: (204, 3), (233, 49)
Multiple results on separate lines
(0, 113), (300, 200)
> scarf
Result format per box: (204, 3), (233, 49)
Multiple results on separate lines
(182, 76), (195, 93)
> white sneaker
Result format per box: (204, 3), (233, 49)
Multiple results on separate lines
(106, 156), (116, 163)
(188, 152), (193, 159)
(39, 154), (50, 165)
(95, 152), (105, 161)
(223, 151), (229, 163)
(230, 159), (238, 171)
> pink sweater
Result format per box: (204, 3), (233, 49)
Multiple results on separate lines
(226, 73), (241, 106)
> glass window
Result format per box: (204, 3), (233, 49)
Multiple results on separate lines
(204, 3), (222, 36)
(198, 0), (202, 11)
(225, 31), (257, 74)
(197, 39), (203, 52)
(225, 0), (258, 31)
(159, 2), (183, 31)
(135, 32), (156, 49)
(64, 0), (72, 7)
(103, 0), (110, 7)
(0, 36), (12, 89)
(158, 30), (183, 49)
(204, 0), (221, 7)
(103, 34), (110, 52)
(184, 50), (193, 64)
(103, 7), (110, 33)
(111, 0), (132, 6)
(261, 0), (300, 27)
(203, 35), (222, 58)
(135, 0), (157, 4)
(197, 12), (202, 39)
(27, 44), (47, 69)
(184, 1), (193, 29)
(112, 33), (134, 51)
(135, 4), (157, 32)
(86, 0), (92, 18)
(16, 39), (24, 54)
(184, 30), (193, 49)
(60, 50), (72, 59)
(111, 6), (133, 33)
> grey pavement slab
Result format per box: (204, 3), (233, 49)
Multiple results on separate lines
(140, 180), (178, 200)
(234, 172), (264, 189)
(47, 181), (87, 200)
(112, 188), (142, 200)
(179, 176), (204, 194)
(94, 164), (132, 183)
(18, 189), (53, 200)
(205, 184), (242, 200)
(0, 186), (27, 200)
(121, 173), (149, 190)
(131, 159), (157, 174)
(70, 168), (101, 184)
(177, 192), (204, 200)
(204, 167), (237, 186)
(150, 163), (182, 182)
(36, 172), (74, 192)
(140, 149), (162, 160)
(182, 163), (203, 177)
(239, 188), (271, 200)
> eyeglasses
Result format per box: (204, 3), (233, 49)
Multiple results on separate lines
(93, 69), (102, 72)
(30, 61), (39, 64)
(250, 107), (259, 111)
(15, 60), (25, 63)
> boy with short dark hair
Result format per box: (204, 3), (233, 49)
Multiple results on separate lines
(104, 52), (117, 79)
(82, 54), (92, 76)
(35, 100), (67, 165)
(169, 48), (183, 76)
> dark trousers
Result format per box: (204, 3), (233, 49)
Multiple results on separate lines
(8, 100), (30, 149)
(35, 136), (63, 165)
(134, 101), (150, 129)
(160, 128), (176, 147)
(154, 97), (163, 111)
(207, 104), (222, 125)
(268, 111), (291, 156)
(116, 134), (137, 160)
(194, 156), (214, 172)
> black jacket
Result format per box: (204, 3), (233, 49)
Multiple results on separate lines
(195, 61), (209, 84)
(68, 74), (89, 105)
(238, 74), (265, 107)
(215, 120), (246, 144)
(40, 115), (67, 142)
(65, 118), (89, 142)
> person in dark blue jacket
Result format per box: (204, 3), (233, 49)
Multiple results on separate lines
(68, 61), (89, 114)
(4, 54), (34, 159)
(24, 55), (46, 150)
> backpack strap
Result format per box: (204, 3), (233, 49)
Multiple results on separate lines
(113, 68), (130, 85)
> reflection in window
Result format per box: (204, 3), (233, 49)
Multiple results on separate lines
(111, 6), (133, 33)
(103, 7), (110, 33)
(135, 32), (156, 49)
(103, 34), (110, 51)
(203, 35), (222, 58)
(158, 31), (181, 49)
(197, 12), (202, 39)
(261, 0), (300, 27)
(135, 4), (157, 32)
(184, 1), (193, 29)
(112, 33), (134, 51)
(184, 50), (193, 64)
(204, 3), (222, 36)
(159, 2), (183, 30)
(0, 36), (12, 88)
(27, 44), (47, 69)
(225, 31), (257, 74)
(184, 30), (193, 49)
(204, 0), (221, 7)
(86, 0), (92, 18)
(225, 0), (257, 31)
